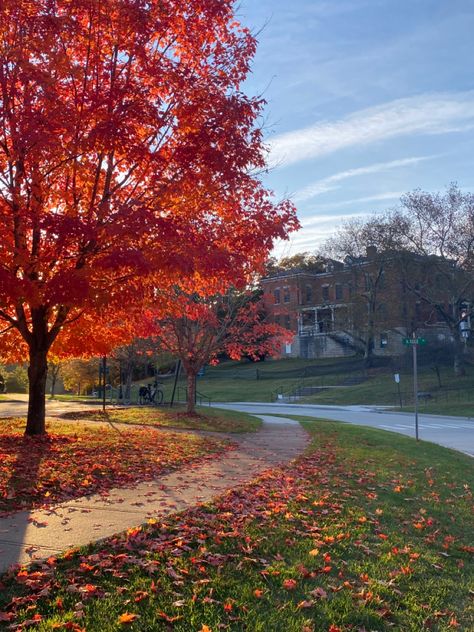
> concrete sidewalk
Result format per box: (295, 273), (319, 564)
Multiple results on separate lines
(0, 416), (309, 574)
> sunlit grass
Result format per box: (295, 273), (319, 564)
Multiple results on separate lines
(1, 420), (472, 630)
(59, 405), (261, 433)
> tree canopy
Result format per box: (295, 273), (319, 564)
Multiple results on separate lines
(0, 0), (297, 433)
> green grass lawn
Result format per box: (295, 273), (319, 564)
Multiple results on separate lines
(59, 406), (261, 433)
(43, 355), (474, 417)
(404, 400), (474, 417)
(0, 418), (228, 514)
(1, 420), (472, 631)
(177, 358), (474, 417)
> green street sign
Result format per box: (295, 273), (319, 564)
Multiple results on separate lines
(403, 337), (427, 346)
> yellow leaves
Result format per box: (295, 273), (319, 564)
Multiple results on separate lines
(309, 548), (319, 557)
(118, 613), (140, 625)
(126, 526), (142, 539)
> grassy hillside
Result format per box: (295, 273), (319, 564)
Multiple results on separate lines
(53, 356), (474, 416)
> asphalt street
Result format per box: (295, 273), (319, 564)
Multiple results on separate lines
(214, 402), (474, 457)
(2, 395), (473, 457)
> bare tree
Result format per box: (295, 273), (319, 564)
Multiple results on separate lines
(390, 184), (474, 375)
(324, 216), (404, 367)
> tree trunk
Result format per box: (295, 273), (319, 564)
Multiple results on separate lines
(364, 303), (376, 368)
(26, 346), (49, 436)
(50, 365), (59, 398)
(186, 371), (197, 415)
(50, 374), (56, 398)
(453, 337), (466, 376)
(125, 362), (133, 402)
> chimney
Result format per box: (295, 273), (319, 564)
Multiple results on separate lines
(366, 245), (377, 259)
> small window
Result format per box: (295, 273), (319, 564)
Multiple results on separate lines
(284, 315), (291, 329)
(322, 286), (329, 301)
(305, 285), (312, 303)
(283, 286), (290, 303)
(380, 333), (388, 348)
(335, 284), (343, 300)
(274, 288), (281, 304)
(274, 315), (280, 326)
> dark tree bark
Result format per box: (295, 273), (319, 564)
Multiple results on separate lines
(26, 345), (49, 436)
(453, 337), (466, 377)
(186, 370), (197, 415)
(49, 362), (60, 398)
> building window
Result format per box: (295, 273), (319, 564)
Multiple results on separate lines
(380, 333), (388, 348)
(322, 285), (329, 301)
(335, 284), (343, 300)
(283, 286), (290, 303)
(284, 315), (291, 329)
(274, 315), (280, 326)
(305, 285), (312, 303)
(274, 288), (281, 304)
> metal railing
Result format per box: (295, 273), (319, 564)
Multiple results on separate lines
(176, 386), (212, 407)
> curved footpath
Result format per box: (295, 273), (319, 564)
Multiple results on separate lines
(0, 416), (309, 574)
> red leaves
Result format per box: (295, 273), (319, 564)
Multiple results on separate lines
(0, 419), (225, 513)
(0, 424), (471, 630)
(0, 0), (297, 383)
(282, 578), (297, 590)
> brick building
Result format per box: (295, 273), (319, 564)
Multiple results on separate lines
(262, 247), (453, 359)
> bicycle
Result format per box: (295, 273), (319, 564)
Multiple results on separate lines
(138, 381), (164, 405)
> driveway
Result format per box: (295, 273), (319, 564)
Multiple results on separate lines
(213, 402), (474, 457)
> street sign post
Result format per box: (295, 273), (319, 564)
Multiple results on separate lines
(402, 334), (428, 441)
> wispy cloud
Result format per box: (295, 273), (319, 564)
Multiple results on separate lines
(269, 92), (474, 167)
(294, 156), (431, 202)
(300, 210), (372, 229)
(315, 191), (403, 209)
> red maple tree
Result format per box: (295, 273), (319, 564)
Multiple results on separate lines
(0, 1), (297, 434)
(149, 290), (292, 414)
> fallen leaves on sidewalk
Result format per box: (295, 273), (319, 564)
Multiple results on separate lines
(0, 418), (230, 514)
(0, 421), (472, 631)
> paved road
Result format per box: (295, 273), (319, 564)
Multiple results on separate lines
(214, 402), (474, 457)
(2, 395), (473, 456)
(0, 394), (102, 418)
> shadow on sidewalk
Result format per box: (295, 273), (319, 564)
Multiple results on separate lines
(1, 425), (53, 569)
(0, 419), (309, 574)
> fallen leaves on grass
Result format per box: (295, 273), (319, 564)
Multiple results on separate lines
(0, 418), (229, 514)
(0, 424), (472, 631)
(118, 612), (140, 625)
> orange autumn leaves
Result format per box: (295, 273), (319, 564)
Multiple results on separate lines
(0, 0), (297, 424)
(0, 419), (228, 514)
(0, 427), (471, 630)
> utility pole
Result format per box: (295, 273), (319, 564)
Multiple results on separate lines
(403, 333), (427, 441)
(412, 333), (419, 441)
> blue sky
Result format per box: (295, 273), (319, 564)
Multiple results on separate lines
(238, 0), (474, 256)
